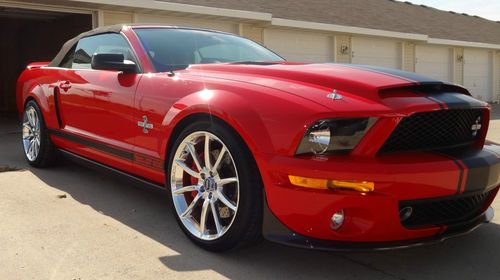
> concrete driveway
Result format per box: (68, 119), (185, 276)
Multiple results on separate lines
(2, 109), (500, 280)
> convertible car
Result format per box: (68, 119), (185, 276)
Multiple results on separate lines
(17, 24), (500, 251)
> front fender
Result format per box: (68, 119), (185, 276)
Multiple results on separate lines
(162, 89), (275, 159)
(160, 85), (328, 160)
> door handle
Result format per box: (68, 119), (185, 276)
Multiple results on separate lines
(59, 81), (71, 91)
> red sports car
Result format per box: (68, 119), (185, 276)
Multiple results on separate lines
(17, 24), (500, 251)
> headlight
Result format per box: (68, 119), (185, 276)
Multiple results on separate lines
(307, 121), (332, 154)
(296, 118), (376, 155)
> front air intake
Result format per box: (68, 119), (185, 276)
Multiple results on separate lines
(399, 188), (496, 228)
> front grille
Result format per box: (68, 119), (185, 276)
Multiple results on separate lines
(379, 109), (484, 154)
(399, 189), (495, 228)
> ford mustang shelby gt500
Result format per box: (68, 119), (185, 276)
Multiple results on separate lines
(17, 24), (500, 251)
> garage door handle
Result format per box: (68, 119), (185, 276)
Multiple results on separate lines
(59, 81), (71, 91)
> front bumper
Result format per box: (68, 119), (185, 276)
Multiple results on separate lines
(260, 145), (500, 249)
(263, 202), (494, 252)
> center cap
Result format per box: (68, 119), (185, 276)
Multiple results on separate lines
(203, 177), (217, 192)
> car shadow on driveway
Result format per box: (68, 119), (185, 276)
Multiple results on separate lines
(24, 155), (500, 280)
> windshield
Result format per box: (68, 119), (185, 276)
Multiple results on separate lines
(133, 28), (284, 72)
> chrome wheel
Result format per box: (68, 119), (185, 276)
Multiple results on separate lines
(22, 106), (41, 161)
(170, 131), (239, 241)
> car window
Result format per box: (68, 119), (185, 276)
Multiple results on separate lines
(59, 45), (76, 68)
(196, 44), (263, 63)
(71, 33), (136, 69)
(134, 28), (284, 72)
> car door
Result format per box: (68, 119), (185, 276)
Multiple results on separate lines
(57, 33), (142, 167)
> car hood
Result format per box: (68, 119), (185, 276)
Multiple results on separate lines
(182, 62), (468, 115)
(184, 62), (449, 95)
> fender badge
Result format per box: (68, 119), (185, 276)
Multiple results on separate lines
(326, 90), (343, 100)
(138, 115), (154, 134)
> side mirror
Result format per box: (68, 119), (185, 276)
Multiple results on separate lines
(91, 53), (137, 73)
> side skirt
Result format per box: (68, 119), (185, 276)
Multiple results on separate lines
(58, 149), (166, 192)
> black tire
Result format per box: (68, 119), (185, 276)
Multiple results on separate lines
(166, 120), (263, 251)
(22, 100), (57, 168)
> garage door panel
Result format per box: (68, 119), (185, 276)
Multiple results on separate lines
(264, 29), (332, 62)
(416, 45), (452, 83)
(464, 49), (492, 101)
(134, 13), (238, 34)
(352, 37), (400, 69)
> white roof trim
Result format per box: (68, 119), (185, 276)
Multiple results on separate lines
(271, 18), (429, 41)
(67, 0), (272, 21)
(427, 38), (500, 50)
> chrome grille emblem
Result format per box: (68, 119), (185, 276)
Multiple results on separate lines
(471, 116), (482, 137)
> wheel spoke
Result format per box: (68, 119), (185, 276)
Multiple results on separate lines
(28, 140), (35, 159)
(33, 139), (39, 157)
(216, 190), (237, 211)
(218, 177), (238, 187)
(22, 123), (32, 139)
(33, 111), (38, 131)
(173, 185), (198, 195)
(210, 200), (223, 235)
(204, 133), (211, 170)
(199, 198), (210, 235)
(180, 194), (201, 218)
(27, 109), (34, 127)
(30, 109), (36, 128)
(186, 142), (202, 172)
(175, 159), (201, 179)
(211, 146), (227, 173)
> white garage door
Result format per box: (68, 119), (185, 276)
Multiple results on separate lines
(415, 45), (452, 82)
(351, 37), (401, 69)
(464, 49), (493, 101)
(134, 14), (238, 34)
(264, 29), (332, 62)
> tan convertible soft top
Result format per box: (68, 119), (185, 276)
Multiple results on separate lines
(48, 24), (240, 67)
(48, 24), (125, 67)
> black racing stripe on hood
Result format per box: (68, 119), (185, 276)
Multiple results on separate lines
(336, 64), (443, 84)
(422, 93), (487, 109)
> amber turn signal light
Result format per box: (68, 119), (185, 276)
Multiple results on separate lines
(288, 175), (374, 192)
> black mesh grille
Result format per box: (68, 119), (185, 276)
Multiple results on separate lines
(379, 109), (484, 153)
(399, 189), (495, 228)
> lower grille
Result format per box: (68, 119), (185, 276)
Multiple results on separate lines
(399, 189), (495, 228)
(379, 109), (484, 154)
